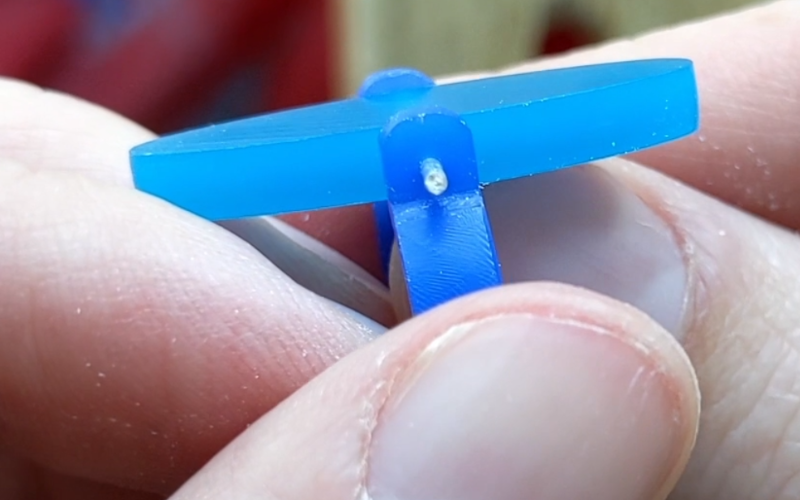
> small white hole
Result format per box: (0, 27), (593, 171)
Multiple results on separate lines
(421, 158), (448, 196)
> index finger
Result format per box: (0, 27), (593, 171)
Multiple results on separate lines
(460, 0), (800, 228)
(0, 81), (391, 496)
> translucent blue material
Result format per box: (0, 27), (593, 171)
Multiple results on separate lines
(379, 107), (503, 314)
(130, 59), (699, 221)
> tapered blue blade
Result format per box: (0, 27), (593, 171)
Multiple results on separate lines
(131, 59), (698, 221)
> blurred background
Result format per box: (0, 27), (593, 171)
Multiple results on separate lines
(0, 0), (761, 135)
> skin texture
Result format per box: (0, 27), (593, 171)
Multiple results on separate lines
(0, 1), (798, 498)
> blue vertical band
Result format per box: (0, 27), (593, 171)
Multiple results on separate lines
(379, 108), (503, 314)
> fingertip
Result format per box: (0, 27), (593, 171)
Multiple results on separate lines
(0, 77), (154, 186)
(0, 166), (388, 495)
(173, 283), (699, 500)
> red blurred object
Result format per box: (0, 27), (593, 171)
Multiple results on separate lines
(0, 0), (332, 133)
(54, 0), (302, 132)
(0, 0), (79, 82)
(0, 0), (594, 135)
(265, 0), (330, 111)
(540, 17), (599, 55)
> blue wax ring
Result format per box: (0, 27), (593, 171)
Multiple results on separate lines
(130, 59), (699, 221)
(130, 59), (699, 313)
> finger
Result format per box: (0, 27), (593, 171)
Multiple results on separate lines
(0, 77), (391, 321)
(475, 155), (800, 499)
(172, 284), (700, 500)
(448, 0), (800, 229)
(0, 158), (387, 496)
(0, 78), (381, 273)
(0, 78), (154, 186)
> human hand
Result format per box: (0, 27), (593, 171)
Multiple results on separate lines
(1, 1), (799, 499)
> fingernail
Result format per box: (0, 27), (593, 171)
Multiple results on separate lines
(220, 218), (394, 327)
(485, 165), (687, 336)
(368, 315), (696, 500)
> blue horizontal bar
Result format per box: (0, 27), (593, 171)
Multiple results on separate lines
(131, 58), (698, 221)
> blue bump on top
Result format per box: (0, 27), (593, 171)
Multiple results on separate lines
(359, 67), (435, 99)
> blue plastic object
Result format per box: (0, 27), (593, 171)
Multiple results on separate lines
(378, 107), (503, 314)
(130, 58), (700, 314)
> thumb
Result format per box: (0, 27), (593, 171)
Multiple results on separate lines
(171, 284), (699, 500)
